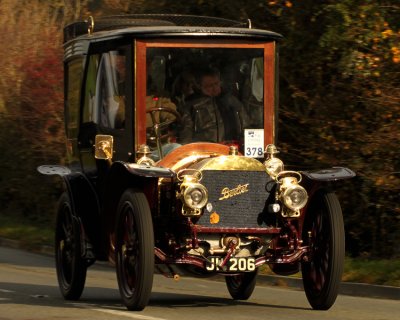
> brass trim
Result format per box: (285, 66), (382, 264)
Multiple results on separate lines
(195, 155), (266, 171)
(87, 16), (94, 35)
(229, 145), (239, 155)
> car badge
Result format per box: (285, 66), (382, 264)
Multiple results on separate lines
(219, 183), (249, 201)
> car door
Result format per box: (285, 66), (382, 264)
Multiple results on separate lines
(78, 44), (133, 175)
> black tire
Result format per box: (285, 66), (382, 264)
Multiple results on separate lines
(225, 269), (258, 300)
(55, 192), (87, 300)
(301, 190), (345, 310)
(115, 189), (155, 311)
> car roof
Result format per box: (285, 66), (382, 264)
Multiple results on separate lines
(64, 14), (283, 44)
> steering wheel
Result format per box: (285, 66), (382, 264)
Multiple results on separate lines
(146, 106), (182, 140)
(146, 106), (182, 158)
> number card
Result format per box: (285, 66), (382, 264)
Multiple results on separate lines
(244, 129), (264, 158)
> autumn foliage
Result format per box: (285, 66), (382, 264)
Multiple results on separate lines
(0, 1), (71, 219)
(0, 0), (398, 257)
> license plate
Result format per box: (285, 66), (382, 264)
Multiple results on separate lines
(206, 256), (256, 272)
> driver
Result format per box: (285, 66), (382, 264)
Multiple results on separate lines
(179, 67), (250, 144)
(145, 95), (177, 132)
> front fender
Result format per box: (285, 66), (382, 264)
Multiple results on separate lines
(113, 161), (176, 179)
(37, 165), (100, 223)
(37, 165), (103, 257)
(102, 161), (176, 238)
(300, 167), (355, 205)
(302, 167), (355, 182)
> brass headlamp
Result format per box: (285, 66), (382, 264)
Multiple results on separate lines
(276, 171), (308, 217)
(263, 144), (308, 217)
(177, 170), (208, 216)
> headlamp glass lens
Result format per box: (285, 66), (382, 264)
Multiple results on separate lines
(183, 184), (208, 209)
(284, 186), (308, 210)
(190, 189), (203, 204)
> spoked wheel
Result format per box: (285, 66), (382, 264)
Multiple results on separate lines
(301, 190), (345, 310)
(115, 189), (154, 311)
(225, 269), (258, 300)
(55, 192), (87, 300)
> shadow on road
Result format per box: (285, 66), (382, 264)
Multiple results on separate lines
(0, 281), (309, 312)
(149, 291), (310, 311)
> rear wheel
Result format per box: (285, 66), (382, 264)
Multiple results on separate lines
(225, 270), (258, 300)
(301, 190), (345, 310)
(115, 189), (154, 311)
(55, 192), (87, 300)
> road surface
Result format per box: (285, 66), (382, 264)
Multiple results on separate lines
(0, 246), (398, 320)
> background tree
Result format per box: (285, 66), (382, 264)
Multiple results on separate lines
(0, 0), (88, 222)
(0, 0), (398, 257)
(269, 0), (400, 257)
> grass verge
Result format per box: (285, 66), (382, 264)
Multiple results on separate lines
(343, 257), (400, 287)
(0, 214), (53, 251)
(258, 258), (400, 287)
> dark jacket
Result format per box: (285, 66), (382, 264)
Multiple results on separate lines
(179, 92), (250, 144)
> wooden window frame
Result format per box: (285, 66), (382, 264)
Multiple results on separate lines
(134, 39), (277, 149)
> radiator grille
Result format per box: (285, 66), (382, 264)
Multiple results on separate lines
(197, 170), (274, 228)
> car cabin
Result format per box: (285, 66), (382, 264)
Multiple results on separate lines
(63, 14), (282, 172)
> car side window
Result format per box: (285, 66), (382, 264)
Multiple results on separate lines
(82, 54), (100, 124)
(97, 51), (127, 129)
(82, 49), (127, 130)
(65, 57), (84, 164)
(66, 58), (84, 139)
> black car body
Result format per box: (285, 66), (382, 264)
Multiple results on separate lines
(38, 14), (355, 311)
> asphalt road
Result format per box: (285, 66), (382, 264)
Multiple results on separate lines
(0, 246), (399, 320)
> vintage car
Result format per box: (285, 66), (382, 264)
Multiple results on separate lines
(38, 14), (355, 311)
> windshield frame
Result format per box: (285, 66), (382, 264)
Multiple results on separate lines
(134, 39), (277, 153)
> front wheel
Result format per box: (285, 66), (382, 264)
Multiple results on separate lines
(115, 189), (155, 311)
(301, 190), (345, 310)
(55, 192), (87, 300)
(225, 270), (258, 300)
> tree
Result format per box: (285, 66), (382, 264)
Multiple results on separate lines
(0, 0), (398, 257)
(0, 0), (87, 220)
(265, 0), (400, 257)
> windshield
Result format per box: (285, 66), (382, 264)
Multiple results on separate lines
(144, 46), (267, 159)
